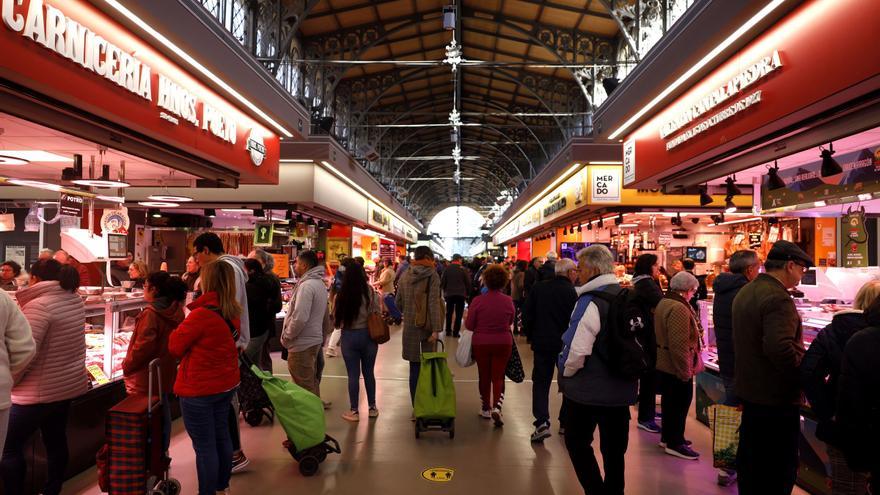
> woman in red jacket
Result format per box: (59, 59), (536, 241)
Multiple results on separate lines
(122, 271), (186, 450)
(169, 261), (240, 495)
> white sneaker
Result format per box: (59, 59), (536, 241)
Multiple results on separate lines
(491, 408), (504, 427)
(342, 410), (359, 422)
(480, 409), (492, 419)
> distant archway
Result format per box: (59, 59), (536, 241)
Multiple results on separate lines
(428, 207), (486, 258)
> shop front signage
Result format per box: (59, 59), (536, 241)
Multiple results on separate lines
(368, 201), (391, 230)
(543, 193), (566, 218)
(0, 0), (280, 183)
(379, 242), (396, 260)
(59, 192), (83, 217)
(540, 170), (585, 223)
(621, 0), (878, 186)
(589, 165), (622, 204)
(761, 146), (880, 211)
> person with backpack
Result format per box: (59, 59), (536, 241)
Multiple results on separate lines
(629, 254), (664, 434)
(523, 257), (578, 442)
(558, 245), (638, 495)
(335, 261), (380, 422)
(801, 280), (880, 494)
(837, 299), (880, 494)
(168, 261), (241, 495)
(654, 271), (704, 461)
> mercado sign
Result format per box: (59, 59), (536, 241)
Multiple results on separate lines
(0, 0), (279, 182)
(622, 0), (878, 187)
(761, 146), (880, 211)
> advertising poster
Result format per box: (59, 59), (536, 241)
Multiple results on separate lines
(841, 211), (868, 268)
(254, 223), (274, 246)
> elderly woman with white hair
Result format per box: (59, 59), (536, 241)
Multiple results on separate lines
(654, 270), (704, 461)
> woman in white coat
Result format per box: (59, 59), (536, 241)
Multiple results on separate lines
(0, 290), (34, 460)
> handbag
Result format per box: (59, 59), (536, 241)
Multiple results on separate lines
(505, 337), (525, 383)
(367, 292), (390, 344)
(454, 329), (475, 367)
(708, 404), (742, 470)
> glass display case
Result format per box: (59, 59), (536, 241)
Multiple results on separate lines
(83, 293), (148, 386)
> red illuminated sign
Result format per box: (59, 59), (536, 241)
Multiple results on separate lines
(622, 0), (880, 187)
(0, 0), (280, 183)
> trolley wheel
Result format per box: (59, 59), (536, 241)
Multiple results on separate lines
(244, 409), (263, 427)
(159, 478), (181, 495)
(299, 456), (320, 476)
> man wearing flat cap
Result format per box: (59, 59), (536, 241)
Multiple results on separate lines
(732, 240), (812, 494)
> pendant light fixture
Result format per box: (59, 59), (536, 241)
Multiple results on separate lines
(577, 223), (582, 233)
(724, 176), (742, 197)
(820, 143), (842, 177)
(699, 186), (714, 206)
(767, 161), (787, 190)
(72, 164), (130, 188)
(597, 216), (604, 228)
(725, 196), (737, 213)
(205, 209), (216, 217)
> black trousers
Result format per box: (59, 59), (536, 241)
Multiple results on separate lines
(563, 397), (630, 495)
(445, 295), (466, 335)
(1, 400), (71, 495)
(532, 350), (566, 427)
(637, 368), (657, 423)
(737, 401), (800, 495)
(658, 371), (693, 447)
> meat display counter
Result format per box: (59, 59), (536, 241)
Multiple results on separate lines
(83, 294), (148, 386)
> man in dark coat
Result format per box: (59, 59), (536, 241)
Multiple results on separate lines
(732, 240), (810, 495)
(538, 251), (557, 281)
(523, 258), (578, 442)
(523, 257), (542, 300)
(711, 249), (759, 486)
(440, 254), (470, 337)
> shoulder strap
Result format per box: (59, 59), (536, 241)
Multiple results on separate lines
(203, 304), (239, 340)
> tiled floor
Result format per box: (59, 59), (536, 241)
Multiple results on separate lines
(63, 327), (808, 494)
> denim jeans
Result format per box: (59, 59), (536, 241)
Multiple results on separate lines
(180, 390), (236, 495)
(0, 400), (71, 495)
(341, 328), (378, 411)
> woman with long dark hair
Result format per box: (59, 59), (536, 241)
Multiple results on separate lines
(631, 253), (664, 433)
(1, 259), (85, 495)
(335, 259), (380, 421)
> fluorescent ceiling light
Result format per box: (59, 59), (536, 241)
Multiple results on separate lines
(405, 177), (476, 181)
(138, 201), (179, 207)
(858, 193), (873, 201)
(0, 151), (72, 162)
(220, 208), (254, 213)
(280, 159), (314, 163)
(714, 216), (762, 226)
(100, 0), (293, 138)
(96, 195), (125, 203)
(390, 156), (480, 161)
(6, 179), (62, 191)
(588, 161), (623, 165)
(72, 179), (130, 188)
(607, 0), (789, 140)
(813, 201), (827, 208)
(0, 156), (29, 166)
(148, 194), (193, 202)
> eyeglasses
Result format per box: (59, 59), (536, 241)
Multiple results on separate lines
(791, 261), (808, 272)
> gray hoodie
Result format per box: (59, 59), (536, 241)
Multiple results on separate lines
(219, 254), (250, 348)
(281, 266), (328, 352)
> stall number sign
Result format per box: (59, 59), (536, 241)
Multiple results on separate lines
(59, 193), (83, 217)
(590, 166), (622, 204)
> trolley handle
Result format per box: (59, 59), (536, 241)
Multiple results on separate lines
(147, 358), (163, 410)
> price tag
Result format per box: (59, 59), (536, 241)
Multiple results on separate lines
(87, 364), (110, 385)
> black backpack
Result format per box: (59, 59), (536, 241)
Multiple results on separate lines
(589, 288), (649, 379)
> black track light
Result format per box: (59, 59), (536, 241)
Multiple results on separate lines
(285, 209), (293, 221)
(148, 208), (160, 218)
(767, 161), (787, 190)
(598, 216), (604, 228)
(820, 143), (842, 177)
(563, 226), (568, 235)
(587, 222), (593, 231)
(550, 230), (555, 237)
(254, 208), (265, 218)
(577, 223), (582, 233)
(306, 217), (316, 226)
(615, 213), (623, 225)
(296, 213), (305, 223)
(725, 176), (742, 197)
(691, 217), (700, 224)
(205, 208), (216, 217)
(676, 212), (682, 226)
(725, 195), (737, 213)
(699, 186), (714, 206)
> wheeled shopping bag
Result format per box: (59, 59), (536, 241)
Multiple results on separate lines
(707, 404), (742, 470)
(250, 366), (340, 476)
(414, 341), (456, 439)
(237, 353), (275, 426)
(98, 359), (179, 495)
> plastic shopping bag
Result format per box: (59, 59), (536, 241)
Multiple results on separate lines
(454, 329), (475, 367)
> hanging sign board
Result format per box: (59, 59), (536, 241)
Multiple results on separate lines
(271, 253), (290, 279)
(254, 223), (274, 247)
(59, 193), (83, 217)
(842, 211), (868, 268)
(379, 242), (396, 261)
(589, 166), (622, 204)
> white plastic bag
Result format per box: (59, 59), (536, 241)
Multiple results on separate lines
(455, 329), (475, 367)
